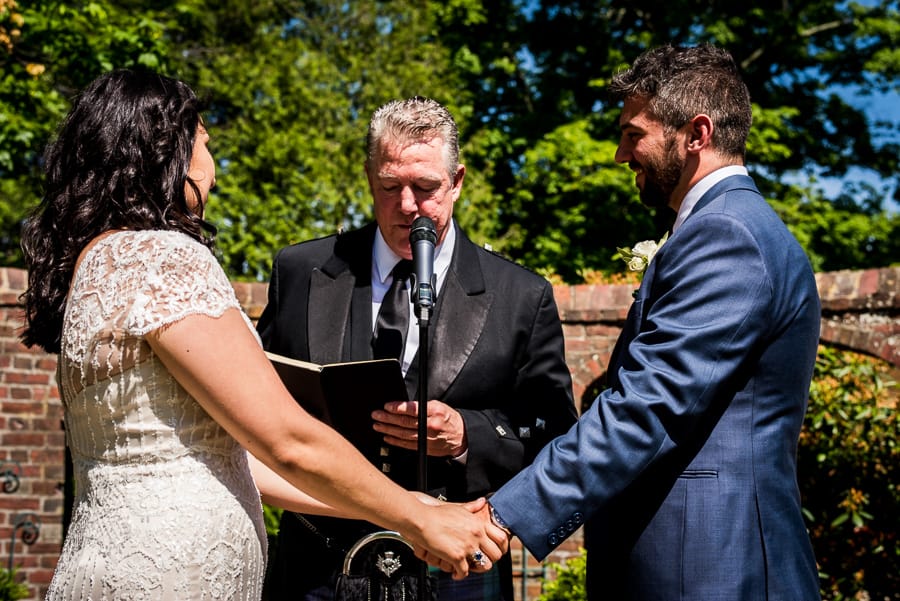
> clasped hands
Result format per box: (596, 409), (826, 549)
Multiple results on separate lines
(412, 495), (511, 580)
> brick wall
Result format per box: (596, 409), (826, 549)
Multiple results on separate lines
(2, 265), (898, 600)
(0, 267), (64, 598)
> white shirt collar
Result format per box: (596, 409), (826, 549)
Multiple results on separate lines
(672, 165), (749, 232)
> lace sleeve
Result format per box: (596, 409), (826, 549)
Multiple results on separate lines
(121, 231), (241, 335)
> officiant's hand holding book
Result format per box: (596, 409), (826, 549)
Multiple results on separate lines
(265, 351), (408, 454)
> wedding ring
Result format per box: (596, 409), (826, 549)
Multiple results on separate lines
(469, 549), (486, 567)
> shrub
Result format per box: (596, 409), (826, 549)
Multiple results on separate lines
(800, 346), (899, 600)
(537, 549), (587, 601)
(263, 503), (283, 537)
(0, 567), (29, 601)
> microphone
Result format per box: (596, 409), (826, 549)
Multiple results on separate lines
(409, 216), (437, 321)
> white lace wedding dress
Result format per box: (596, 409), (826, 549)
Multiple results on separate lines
(47, 230), (267, 600)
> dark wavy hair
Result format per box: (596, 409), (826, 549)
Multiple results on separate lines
(20, 68), (216, 353)
(609, 44), (752, 161)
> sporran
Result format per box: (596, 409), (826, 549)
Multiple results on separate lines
(334, 531), (437, 601)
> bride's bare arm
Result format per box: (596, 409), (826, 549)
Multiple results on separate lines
(146, 308), (507, 577)
(246, 453), (340, 515)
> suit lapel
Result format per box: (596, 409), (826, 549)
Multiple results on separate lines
(308, 226), (376, 365)
(410, 226), (492, 400)
(606, 175), (761, 387)
(308, 269), (355, 365)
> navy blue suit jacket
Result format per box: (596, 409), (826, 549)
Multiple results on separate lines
(490, 175), (821, 600)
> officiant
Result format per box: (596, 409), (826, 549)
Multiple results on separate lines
(257, 96), (578, 601)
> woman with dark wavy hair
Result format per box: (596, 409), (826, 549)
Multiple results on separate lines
(21, 69), (505, 600)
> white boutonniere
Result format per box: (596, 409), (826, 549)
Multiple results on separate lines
(614, 232), (668, 293)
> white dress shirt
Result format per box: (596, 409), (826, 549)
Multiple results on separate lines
(673, 165), (749, 232)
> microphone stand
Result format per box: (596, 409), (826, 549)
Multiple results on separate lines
(413, 275), (434, 601)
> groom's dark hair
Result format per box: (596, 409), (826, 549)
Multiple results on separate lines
(609, 44), (752, 160)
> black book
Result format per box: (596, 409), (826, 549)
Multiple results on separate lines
(265, 351), (408, 453)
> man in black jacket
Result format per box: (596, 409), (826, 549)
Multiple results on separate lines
(258, 96), (577, 601)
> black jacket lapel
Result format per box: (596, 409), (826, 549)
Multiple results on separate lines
(415, 225), (493, 400)
(308, 269), (355, 365)
(309, 225), (377, 365)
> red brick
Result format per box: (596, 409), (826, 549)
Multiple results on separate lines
(2, 400), (46, 413)
(30, 418), (62, 431)
(8, 387), (34, 400)
(30, 568), (56, 583)
(551, 284), (574, 311)
(3, 267), (27, 290)
(37, 357), (58, 371)
(6, 372), (51, 385)
(0, 497), (39, 511)
(0, 264), (897, 595)
(563, 338), (596, 352)
(3, 432), (45, 446)
(30, 449), (64, 464)
(859, 268), (880, 298)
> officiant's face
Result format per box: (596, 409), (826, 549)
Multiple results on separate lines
(367, 134), (465, 259)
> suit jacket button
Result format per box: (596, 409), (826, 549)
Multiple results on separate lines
(556, 526), (566, 538)
(548, 533), (558, 546)
(573, 512), (584, 525)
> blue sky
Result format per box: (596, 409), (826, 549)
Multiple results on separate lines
(815, 87), (899, 212)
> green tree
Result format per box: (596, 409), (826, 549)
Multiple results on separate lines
(1, 0), (494, 278)
(169, 0), (483, 279)
(3, 0), (899, 278)
(502, 120), (653, 280)
(433, 0), (900, 279)
(0, 0), (174, 265)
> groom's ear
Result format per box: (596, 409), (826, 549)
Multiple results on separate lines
(686, 114), (713, 153)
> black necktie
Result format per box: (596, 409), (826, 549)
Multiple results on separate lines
(373, 259), (413, 360)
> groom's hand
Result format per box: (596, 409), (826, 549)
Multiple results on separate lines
(464, 498), (511, 557)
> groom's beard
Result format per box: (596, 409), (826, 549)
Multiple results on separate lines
(636, 137), (684, 209)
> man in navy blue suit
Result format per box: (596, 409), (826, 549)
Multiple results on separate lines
(477, 45), (822, 600)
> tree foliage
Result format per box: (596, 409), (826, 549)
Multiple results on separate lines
(0, 0), (174, 264)
(1, 0), (898, 280)
(435, 0), (900, 277)
(165, 0), (485, 278)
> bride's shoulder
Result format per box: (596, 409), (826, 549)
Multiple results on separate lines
(110, 228), (205, 250)
(78, 230), (218, 288)
(96, 229), (213, 263)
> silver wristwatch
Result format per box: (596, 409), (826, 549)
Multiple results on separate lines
(488, 503), (512, 537)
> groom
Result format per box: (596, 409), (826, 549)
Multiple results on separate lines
(476, 44), (822, 600)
